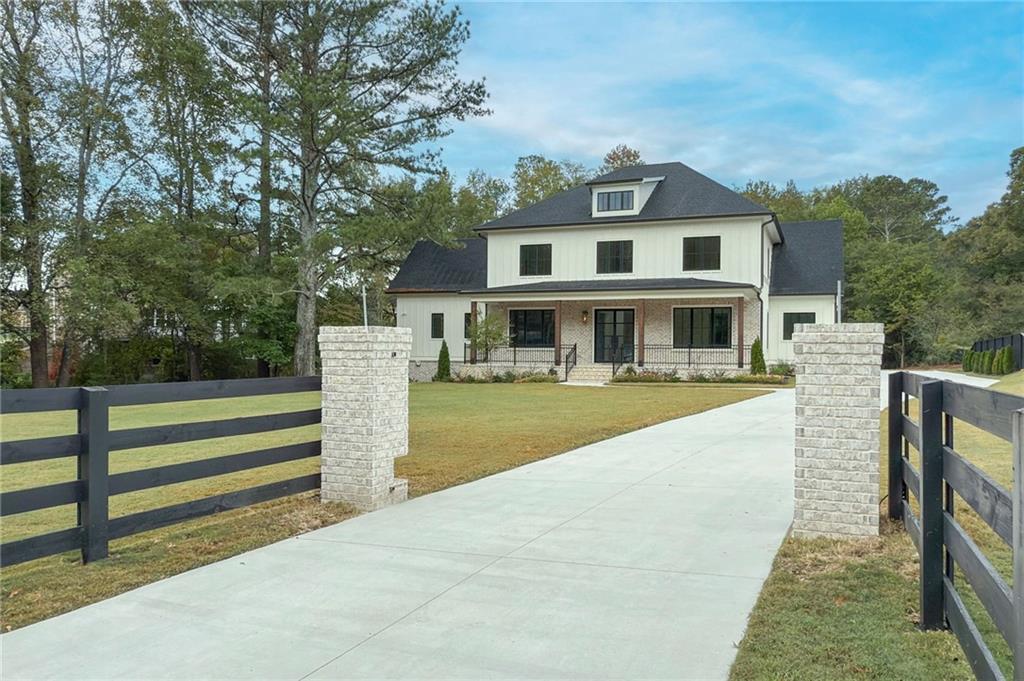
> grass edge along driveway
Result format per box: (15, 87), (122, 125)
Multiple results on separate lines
(1, 382), (763, 632)
(730, 370), (1024, 681)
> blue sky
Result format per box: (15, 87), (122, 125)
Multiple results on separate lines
(436, 1), (1023, 223)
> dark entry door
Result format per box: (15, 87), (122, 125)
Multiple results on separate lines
(594, 309), (634, 363)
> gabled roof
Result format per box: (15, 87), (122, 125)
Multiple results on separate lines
(386, 238), (487, 293)
(476, 162), (770, 232)
(770, 220), (844, 296)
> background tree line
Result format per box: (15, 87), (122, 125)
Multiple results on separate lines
(1, 1), (1019, 387)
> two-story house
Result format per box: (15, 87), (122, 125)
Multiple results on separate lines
(387, 162), (843, 381)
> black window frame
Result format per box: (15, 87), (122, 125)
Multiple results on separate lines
(508, 309), (555, 348)
(683, 236), (721, 271)
(596, 190), (635, 212)
(596, 240), (633, 274)
(783, 312), (816, 340)
(430, 313), (444, 339)
(672, 307), (732, 348)
(519, 243), (552, 277)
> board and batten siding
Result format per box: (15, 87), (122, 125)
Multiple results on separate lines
(766, 294), (838, 362)
(394, 294), (473, 361)
(484, 216), (769, 289)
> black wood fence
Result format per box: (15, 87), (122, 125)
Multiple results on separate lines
(887, 371), (1024, 680)
(973, 333), (1024, 372)
(0, 376), (322, 568)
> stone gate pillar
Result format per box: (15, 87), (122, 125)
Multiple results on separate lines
(318, 326), (411, 510)
(792, 323), (884, 538)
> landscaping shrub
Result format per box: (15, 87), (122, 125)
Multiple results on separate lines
(962, 349), (973, 372)
(610, 368), (681, 383)
(750, 337), (767, 375)
(434, 340), (451, 381)
(611, 369), (787, 385)
(769, 362), (795, 376)
(981, 349), (994, 374)
(997, 346), (1014, 374)
(514, 373), (559, 383)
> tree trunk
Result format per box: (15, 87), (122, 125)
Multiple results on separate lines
(186, 340), (202, 381)
(56, 338), (74, 387)
(256, 4), (274, 378)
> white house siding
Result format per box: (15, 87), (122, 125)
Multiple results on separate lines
(484, 216), (771, 289)
(394, 294), (473, 362)
(766, 294), (838, 363)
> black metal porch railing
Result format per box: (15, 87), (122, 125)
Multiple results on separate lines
(639, 344), (752, 369)
(564, 344), (577, 381)
(464, 343), (574, 367)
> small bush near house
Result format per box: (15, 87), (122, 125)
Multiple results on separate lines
(769, 362), (795, 376)
(451, 369), (555, 383)
(611, 369), (788, 385)
(514, 373), (559, 383)
(434, 340), (451, 381)
(750, 337), (767, 375)
(610, 368), (681, 383)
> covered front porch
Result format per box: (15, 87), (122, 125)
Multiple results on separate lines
(462, 289), (760, 379)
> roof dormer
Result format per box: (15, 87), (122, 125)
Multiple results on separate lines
(588, 175), (664, 219)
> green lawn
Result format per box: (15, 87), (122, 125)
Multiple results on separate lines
(730, 370), (1023, 680)
(0, 381), (761, 631)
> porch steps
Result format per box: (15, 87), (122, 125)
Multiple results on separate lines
(565, 364), (614, 383)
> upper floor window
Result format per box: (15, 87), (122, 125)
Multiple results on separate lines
(596, 240), (633, 274)
(596, 190), (634, 212)
(519, 243), (552, 276)
(683, 236), (721, 271)
(431, 313), (444, 339)
(783, 312), (816, 340)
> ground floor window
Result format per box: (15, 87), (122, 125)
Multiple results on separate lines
(431, 313), (444, 339)
(464, 312), (472, 338)
(508, 309), (554, 347)
(673, 307), (731, 348)
(783, 312), (816, 340)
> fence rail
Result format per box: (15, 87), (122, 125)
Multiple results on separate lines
(463, 343), (573, 367)
(887, 371), (1024, 680)
(0, 375), (322, 568)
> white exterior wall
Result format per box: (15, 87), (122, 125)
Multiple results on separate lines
(394, 294), (472, 361)
(766, 295), (838, 363)
(484, 216), (770, 289)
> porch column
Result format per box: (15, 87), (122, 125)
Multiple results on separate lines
(637, 300), (645, 367)
(736, 297), (745, 368)
(554, 301), (562, 366)
(469, 300), (478, 364)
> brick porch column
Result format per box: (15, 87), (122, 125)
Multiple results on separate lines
(736, 296), (745, 368)
(792, 322), (884, 538)
(554, 301), (562, 366)
(637, 300), (645, 367)
(469, 301), (478, 364)
(318, 325), (411, 511)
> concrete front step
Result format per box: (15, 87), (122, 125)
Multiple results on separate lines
(565, 364), (614, 382)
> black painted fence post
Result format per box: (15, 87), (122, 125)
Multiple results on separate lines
(78, 387), (109, 563)
(1011, 407), (1023, 681)
(888, 371), (904, 520)
(918, 379), (944, 630)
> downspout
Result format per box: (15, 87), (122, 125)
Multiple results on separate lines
(759, 215), (775, 357)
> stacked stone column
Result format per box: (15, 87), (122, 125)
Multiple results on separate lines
(318, 326), (411, 511)
(792, 323), (884, 538)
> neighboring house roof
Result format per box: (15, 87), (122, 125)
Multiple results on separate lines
(386, 238), (487, 293)
(460, 277), (752, 295)
(770, 220), (844, 296)
(476, 162), (770, 232)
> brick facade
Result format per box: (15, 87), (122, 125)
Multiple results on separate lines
(318, 326), (410, 510)
(792, 323), (884, 538)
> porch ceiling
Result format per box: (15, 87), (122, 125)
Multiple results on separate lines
(461, 278), (758, 302)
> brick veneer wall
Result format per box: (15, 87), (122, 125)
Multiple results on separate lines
(792, 323), (884, 538)
(318, 326), (410, 510)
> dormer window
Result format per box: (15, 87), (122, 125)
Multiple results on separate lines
(596, 190), (634, 212)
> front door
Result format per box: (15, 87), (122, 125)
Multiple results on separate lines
(594, 309), (634, 363)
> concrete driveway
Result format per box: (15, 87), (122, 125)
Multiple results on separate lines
(879, 369), (997, 408)
(1, 389), (795, 681)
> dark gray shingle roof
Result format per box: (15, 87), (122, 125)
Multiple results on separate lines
(386, 238), (487, 292)
(461, 278), (752, 295)
(770, 220), (844, 295)
(476, 162), (770, 231)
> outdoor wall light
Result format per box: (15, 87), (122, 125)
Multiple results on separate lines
(582, 310), (589, 323)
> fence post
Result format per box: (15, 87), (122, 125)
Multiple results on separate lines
(78, 387), (109, 563)
(918, 379), (944, 630)
(1012, 407), (1023, 681)
(888, 371), (904, 520)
